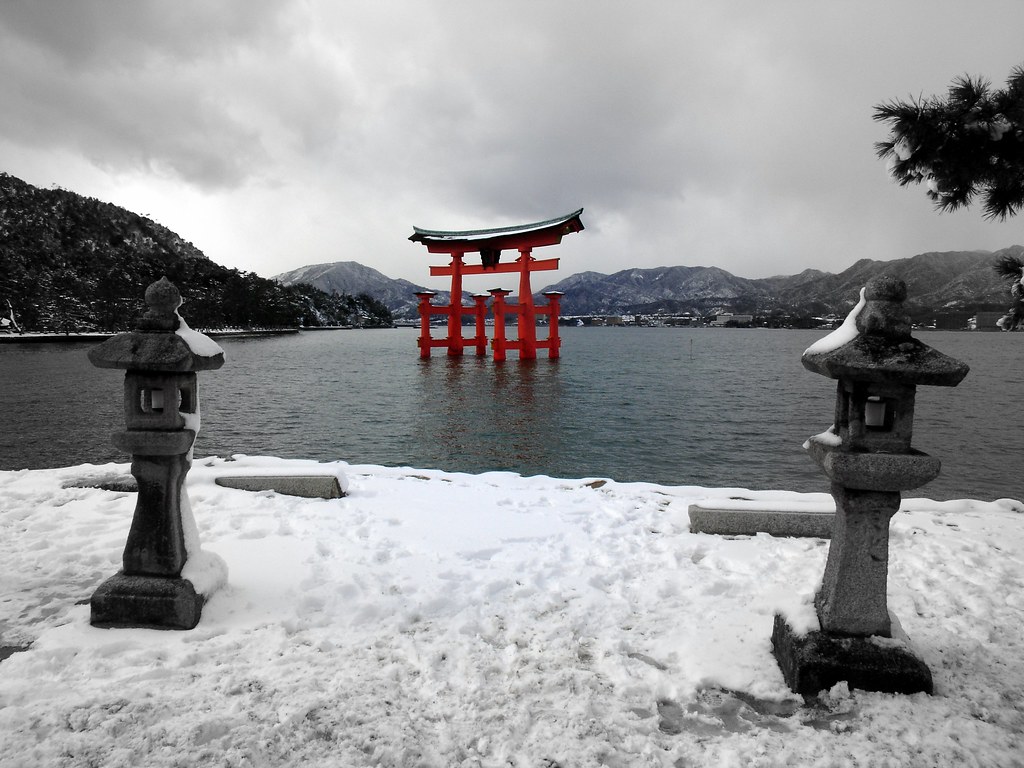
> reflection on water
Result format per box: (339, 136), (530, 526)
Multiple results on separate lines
(413, 355), (567, 477)
(1, 327), (1020, 501)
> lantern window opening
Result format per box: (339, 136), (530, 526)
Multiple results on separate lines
(141, 387), (162, 414)
(834, 381), (850, 440)
(140, 386), (189, 415)
(179, 385), (196, 414)
(864, 395), (894, 432)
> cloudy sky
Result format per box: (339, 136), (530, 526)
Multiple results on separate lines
(2, 1), (1023, 291)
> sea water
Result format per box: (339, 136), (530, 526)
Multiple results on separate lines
(1, 327), (1021, 501)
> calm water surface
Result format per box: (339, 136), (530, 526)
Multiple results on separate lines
(1, 327), (1021, 500)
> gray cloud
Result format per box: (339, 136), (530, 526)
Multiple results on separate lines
(0, 0), (284, 66)
(1, 1), (1022, 285)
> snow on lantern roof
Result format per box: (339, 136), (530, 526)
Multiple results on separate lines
(410, 208), (584, 247)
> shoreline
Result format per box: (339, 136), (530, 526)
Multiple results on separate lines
(0, 326), (990, 344)
(0, 328), (304, 344)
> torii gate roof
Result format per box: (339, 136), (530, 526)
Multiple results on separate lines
(409, 208), (584, 252)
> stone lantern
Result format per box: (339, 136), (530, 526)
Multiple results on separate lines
(772, 276), (969, 695)
(87, 277), (225, 630)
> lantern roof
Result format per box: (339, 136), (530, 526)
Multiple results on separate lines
(802, 335), (968, 387)
(802, 276), (968, 387)
(88, 278), (225, 372)
(89, 333), (224, 372)
(409, 208), (584, 251)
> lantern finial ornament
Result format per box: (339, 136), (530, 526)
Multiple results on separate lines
(856, 276), (911, 339)
(140, 276), (182, 331)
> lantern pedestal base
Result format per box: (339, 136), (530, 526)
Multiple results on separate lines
(90, 572), (204, 630)
(771, 614), (932, 696)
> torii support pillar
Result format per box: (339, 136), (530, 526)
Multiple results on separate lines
(539, 291), (564, 360)
(470, 294), (489, 355)
(415, 291), (442, 359)
(514, 247), (539, 359)
(489, 289), (512, 362)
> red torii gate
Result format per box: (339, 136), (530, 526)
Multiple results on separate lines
(409, 209), (584, 360)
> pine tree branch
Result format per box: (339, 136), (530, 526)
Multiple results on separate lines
(874, 64), (1024, 220)
(994, 254), (1024, 280)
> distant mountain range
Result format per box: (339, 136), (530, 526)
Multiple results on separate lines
(3, 167), (1014, 331)
(274, 247), (1024, 322)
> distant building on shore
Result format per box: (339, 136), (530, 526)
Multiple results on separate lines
(711, 313), (753, 327)
(974, 311), (1006, 331)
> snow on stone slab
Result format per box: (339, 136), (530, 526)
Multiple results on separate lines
(0, 457), (1023, 765)
(202, 453), (350, 496)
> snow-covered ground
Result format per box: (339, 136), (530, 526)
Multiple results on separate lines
(1, 455), (1023, 767)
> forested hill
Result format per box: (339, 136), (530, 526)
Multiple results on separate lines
(0, 173), (392, 332)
